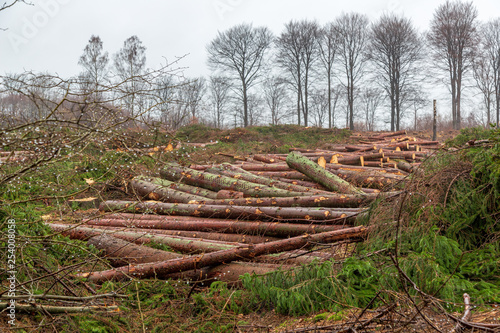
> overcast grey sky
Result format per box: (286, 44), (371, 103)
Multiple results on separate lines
(0, 0), (499, 79)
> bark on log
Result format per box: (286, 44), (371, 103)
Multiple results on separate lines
(85, 216), (347, 238)
(249, 170), (313, 181)
(328, 168), (404, 190)
(87, 234), (285, 285)
(86, 225), (277, 244)
(134, 176), (219, 199)
(207, 164), (332, 195)
(286, 152), (365, 195)
(275, 177), (329, 190)
(130, 177), (208, 203)
(48, 223), (240, 254)
(88, 234), (183, 267)
(239, 164), (292, 172)
(77, 225), (368, 283)
(160, 163), (307, 198)
(194, 193), (374, 208)
(326, 163), (407, 176)
(98, 200), (364, 223)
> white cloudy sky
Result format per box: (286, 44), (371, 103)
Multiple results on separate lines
(0, 0), (499, 79)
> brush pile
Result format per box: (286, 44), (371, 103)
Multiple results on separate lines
(46, 131), (440, 285)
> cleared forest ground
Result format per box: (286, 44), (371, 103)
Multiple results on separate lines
(0, 125), (499, 332)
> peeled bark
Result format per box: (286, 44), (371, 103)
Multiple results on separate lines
(85, 216), (347, 238)
(48, 223), (239, 254)
(99, 200), (364, 223)
(160, 163), (306, 198)
(286, 151), (365, 195)
(130, 177), (208, 203)
(77, 225), (368, 283)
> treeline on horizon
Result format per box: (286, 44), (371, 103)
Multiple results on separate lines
(1, 0), (499, 133)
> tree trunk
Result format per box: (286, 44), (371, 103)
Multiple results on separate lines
(134, 176), (219, 199)
(85, 214), (347, 238)
(160, 163), (307, 198)
(194, 193), (374, 208)
(207, 164), (332, 195)
(86, 224), (277, 244)
(77, 225), (368, 283)
(130, 177), (208, 203)
(98, 200), (364, 223)
(87, 234), (285, 285)
(286, 151), (365, 195)
(88, 234), (183, 267)
(48, 223), (239, 254)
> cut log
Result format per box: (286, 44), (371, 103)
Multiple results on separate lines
(160, 163), (307, 198)
(275, 177), (329, 190)
(48, 223), (240, 254)
(88, 234), (284, 285)
(85, 215), (347, 237)
(194, 193), (374, 208)
(88, 234), (183, 267)
(98, 200), (364, 223)
(86, 225), (277, 244)
(286, 151), (365, 195)
(328, 169), (404, 190)
(134, 176), (219, 199)
(207, 164), (332, 195)
(77, 225), (368, 283)
(239, 163), (292, 172)
(252, 154), (277, 164)
(130, 177), (208, 203)
(249, 170), (313, 181)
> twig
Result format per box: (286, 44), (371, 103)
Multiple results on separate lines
(1, 292), (126, 301)
(0, 302), (119, 313)
(135, 282), (146, 333)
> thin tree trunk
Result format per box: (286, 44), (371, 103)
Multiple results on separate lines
(84, 215), (348, 238)
(98, 200), (364, 222)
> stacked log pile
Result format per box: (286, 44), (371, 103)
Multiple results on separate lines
(46, 131), (439, 284)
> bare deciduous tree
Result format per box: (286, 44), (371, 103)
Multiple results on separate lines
(78, 35), (109, 101)
(334, 13), (369, 130)
(114, 35), (147, 118)
(367, 14), (423, 131)
(318, 23), (338, 128)
(472, 54), (495, 125)
(481, 19), (500, 126)
(209, 76), (230, 128)
(263, 76), (289, 125)
(275, 20), (320, 126)
(181, 77), (206, 120)
(207, 23), (272, 127)
(428, 0), (479, 130)
(360, 87), (383, 131)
